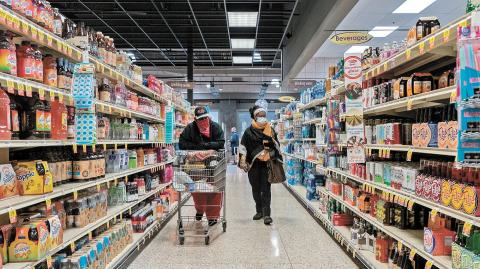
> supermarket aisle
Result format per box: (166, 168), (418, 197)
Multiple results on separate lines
(128, 165), (358, 269)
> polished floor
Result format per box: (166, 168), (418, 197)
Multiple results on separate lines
(128, 165), (359, 269)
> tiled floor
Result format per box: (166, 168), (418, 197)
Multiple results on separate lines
(128, 165), (359, 269)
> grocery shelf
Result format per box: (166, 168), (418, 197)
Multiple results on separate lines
(284, 183), (386, 269)
(364, 85), (455, 116)
(96, 100), (165, 123)
(317, 186), (450, 269)
(364, 14), (470, 79)
(328, 167), (480, 228)
(106, 193), (190, 269)
(365, 144), (457, 156)
(282, 152), (326, 171)
(302, 138), (316, 142)
(298, 96), (328, 111)
(3, 182), (173, 269)
(0, 140), (175, 149)
(0, 159), (175, 216)
(303, 118), (325, 125)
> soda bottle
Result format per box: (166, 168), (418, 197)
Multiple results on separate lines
(0, 85), (11, 139)
(51, 100), (67, 140)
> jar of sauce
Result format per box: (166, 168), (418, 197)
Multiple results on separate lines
(43, 54), (57, 87)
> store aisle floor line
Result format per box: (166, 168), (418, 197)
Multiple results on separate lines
(128, 165), (359, 269)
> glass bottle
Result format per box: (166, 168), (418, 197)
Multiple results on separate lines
(53, 8), (63, 36)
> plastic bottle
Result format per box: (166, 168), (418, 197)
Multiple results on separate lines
(43, 54), (57, 87)
(0, 86), (11, 139)
(53, 8), (62, 36)
(9, 93), (20, 139)
(7, 32), (16, 76)
(51, 100), (67, 140)
(17, 41), (35, 80)
(0, 31), (11, 74)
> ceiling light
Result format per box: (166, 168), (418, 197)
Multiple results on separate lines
(253, 52), (262, 62)
(271, 78), (280, 86)
(232, 56), (252, 64)
(228, 12), (258, 27)
(393, 0), (437, 14)
(368, 26), (399, 37)
(345, 45), (369, 54)
(231, 39), (255, 49)
(206, 84), (211, 88)
(219, 88), (223, 91)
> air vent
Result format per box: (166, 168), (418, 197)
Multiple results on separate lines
(231, 77), (243, 82)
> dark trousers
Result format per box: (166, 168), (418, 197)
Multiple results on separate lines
(248, 161), (271, 216)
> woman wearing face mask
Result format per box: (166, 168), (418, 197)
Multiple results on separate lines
(179, 106), (225, 226)
(238, 105), (282, 225)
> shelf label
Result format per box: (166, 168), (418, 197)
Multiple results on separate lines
(58, 93), (64, 103)
(38, 30), (45, 42)
(47, 35), (53, 46)
(463, 222), (473, 236)
(103, 144), (107, 151)
(6, 80), (13, 93)
(67, 47), (73, 57)
(407, 200), (414, 210)
(114, 143), (118, 150)
(49, 91), (55, 102)
(96, 184), (101, 192)
(383, 62), (388, 72)
(21, 21), (28, 33)
(124, 176), (128, 183)
(25, 85), (32, 97)
(398, 241), (403, 250)
(8, 208), (17, 223)
(73, 191), (78, 201)
(31, 27), (37, 39)
(425, 260), (433, 269)
(406, 149), (413, 161)
(407, 99), (413, 110)
(88, 231), (93, 240)
(56, 40), (62, 50)
(82, 144), (87, 153)
(62, 43), (68, 54)
(443, 28), (450, 43)
(419, 42), (425, 54)
(70, 242), (75, 252)
(430, 209), (438, 221)
(91, 144), (95, 152)
(428, 36), (435, 49)
(72, 144), (78, 154)
(409, 249), (416, 261)
(45, 198), (52, 211)
(46, 255), (53, 268)
(17, 83), (25, 96)
(450, 90), (457, 104)
(386, 149), (391, 158)
(125, 143), (128, 149)
(406, 48), (412, 60)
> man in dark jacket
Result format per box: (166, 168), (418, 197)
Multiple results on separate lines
(179, 106), (225, 226)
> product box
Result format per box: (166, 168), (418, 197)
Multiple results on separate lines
(412, 123), (431, 148)
(0, 164), (18, 199)
(438, 121), (458, 149)
(374, 162), (384, 184)
(451, 242), (462, 269)
(402, 166), (418, 193)
(440, 179), (453, 207)
(343, 185), (358, 206)
(462, 185), (480, 216)
(8, 220), (49, 262)
(332, 213), (353, 226)
(383, 163), (392, 187)
(13, 160), (53, 195)
(451, 182), (465, 211)
(0, 225), (13, 264)
(423, 227), (455, 256)
(46, 215), (63, 249)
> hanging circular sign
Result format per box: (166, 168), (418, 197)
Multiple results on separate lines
(279, 96), (296, 103)
(330, 32), (373, 45)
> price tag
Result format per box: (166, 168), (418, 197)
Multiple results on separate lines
(443, 28), (450, 43)
(383, 62), (388, 72)
(407, 200), (414, 210)
(406, 149), (413, 161)
(91, 144), (95, 152)
(69, 95), (74, 106)
(62, 43), (68, 54)
(88, 231), (93, 240)
(8, 208), (17, 223)
(409, 249), (416, 261)
(407, 99), (413, 111)
(82, 144), (87, 153)
(114, 178), (118, 185)
(114, 143), (118, 150)
(31, 27), (37, 39)
(125, 143), (128, 149)
(430, 209), (438, 221)
(386, 149), (391, 159)
(459, 19), (468, 28)
(45, 198), (52, 211)
(419, 42), (425, 54)
(398, 241), (403, 250)
(24, 85), (32, 97)
(428, 36), (435, 49)
(38, 30), (45, 42)
(58, 93), (64, 103)
(103, 144), (107, 151)
(450, 90), (457, 104)
(57, 40), (62, 50)
(362, 183), (366, 191)
(46, 255), (53, 268)
(72, 144), (78, 154)
(124, 176), (128, 183)
(17, 83), (25, 96)
(406, 48), (412, 60)
(6, 80), (13, 93)
(49, 91), (55, 102)
(425, 260), (433, 269)
(21, 21), (28, 33)
(463, 222), (473, 236)
(70, 242), (75, 252)
(47, 35), (53, 46)
(394, 195), (399, 204)
(67, 47), (73, 57)
(96, 184), (101, 192)
(73, 191), (78, 201)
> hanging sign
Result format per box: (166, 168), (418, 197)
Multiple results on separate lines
(288, 79), (316, 89)
(330, 32), (373, 45)
(167, 81), (195, 89)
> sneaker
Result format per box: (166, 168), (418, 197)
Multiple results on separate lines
(196, 213), (203, 221)
(252, 212), (263, 220)
(208, 219), (218, 226)
(264, 216), (273, 225)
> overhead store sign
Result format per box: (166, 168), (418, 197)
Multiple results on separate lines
(330, 32), (372, 45)
(167, 81), (195, 89)
(279, 96), (296, 103)
(288, 79), (316, 89)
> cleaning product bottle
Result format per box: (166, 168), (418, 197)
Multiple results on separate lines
(0, 85), (11, 139)
(51, 100), (67, 140)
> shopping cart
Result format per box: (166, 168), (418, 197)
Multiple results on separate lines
(173, 150), (227, 245)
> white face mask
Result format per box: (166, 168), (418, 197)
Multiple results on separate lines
(256, 117), (268, 124)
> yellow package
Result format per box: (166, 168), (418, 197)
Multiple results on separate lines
(14, 161), (53, 195)
(8, 220), (49, 262)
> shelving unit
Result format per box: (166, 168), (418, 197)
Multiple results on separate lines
(298, 96), (328, 111)
(365, 144), (457, 156)
(303, 118), (324, 125)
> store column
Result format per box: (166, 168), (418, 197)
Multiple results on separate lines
(187, 45), (194, 105)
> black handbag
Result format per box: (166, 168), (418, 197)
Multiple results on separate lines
(263, 139), (286, 184)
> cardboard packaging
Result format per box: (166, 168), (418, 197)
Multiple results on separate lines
(423, 227), (455, 256)
(8, 220), (49, 262)
(0, 164), (19, 199)
(13, 160), (53, 195)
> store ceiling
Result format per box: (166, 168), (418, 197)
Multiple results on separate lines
(49, 0), (299, 68)
(315, 0), (465, 58)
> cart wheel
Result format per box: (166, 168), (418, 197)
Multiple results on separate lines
(205, 236), (210, 245)
(179, 237), (185, 245)
(222, 222), (227, 232)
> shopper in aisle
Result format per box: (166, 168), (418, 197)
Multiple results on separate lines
(238, 105), (282, 225)
(179, 106), (225, 226)
(230, 127), (239, 164)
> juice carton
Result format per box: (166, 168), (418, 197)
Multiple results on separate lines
(8, 220), (49, 262)
(423, 227), (455, 256)
(13, 160), (53, 195)
(0, 225), (14, 264)
(0, 164), (18, 199)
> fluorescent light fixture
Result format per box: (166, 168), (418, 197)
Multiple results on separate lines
(271, 78), (280, 85)
(232, 56), (252, 64)
(231, 39), (255, 49)
(126, 52), (136, 61)
(393, 0), (437, 13)
(368, 26), (399, 37)
(345, 45), (369, 54)
(206, 84), (211, 88)
(253, 52), (262, 62)
(228, 12), (258, 27)
(219, 88), (223, 91)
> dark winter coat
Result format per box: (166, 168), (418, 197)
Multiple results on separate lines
(179, 121), (225, 150)
(239, 126), (282, 165)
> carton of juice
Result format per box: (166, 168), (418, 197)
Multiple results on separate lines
(13, 161), (53, 195)
(0, 164), (18, 199)
(8, 220), (49, 262)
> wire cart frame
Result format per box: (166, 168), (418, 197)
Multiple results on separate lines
(173, 150), (227, 245)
